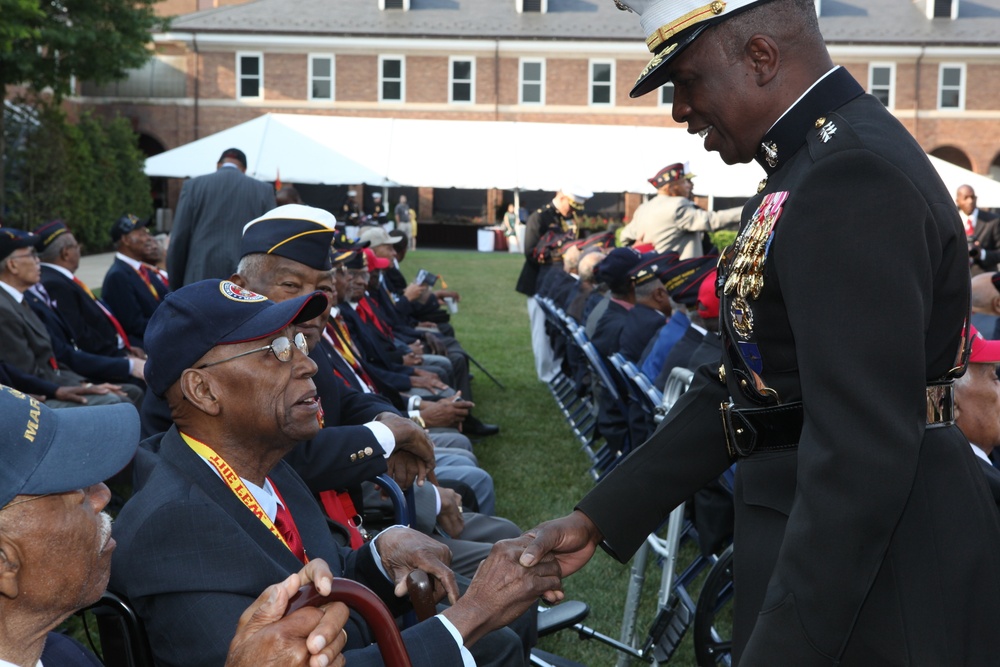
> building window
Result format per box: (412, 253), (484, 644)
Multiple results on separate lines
(520, 58), (545, 105)
(659, 82), (675, 107)
(379, 56), (405, 102)
(450, 57), (475, 104)
(868, 63), (894, 109)
(309, 55), (334, 101)
(590, 60), (614, 106)
(939, 63), (965, 110)
(237, 53), (262, 99)
(931, 0), (956, 18)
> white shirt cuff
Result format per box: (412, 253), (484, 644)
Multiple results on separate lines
(407, 395), (421, 411)
(436, 615), (478, 667)
(433, 485), (441, 516)
(364, 421), (396, 457)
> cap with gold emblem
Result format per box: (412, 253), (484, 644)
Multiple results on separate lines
(613, 0), (775, 98)
(648, 162), (694, 189)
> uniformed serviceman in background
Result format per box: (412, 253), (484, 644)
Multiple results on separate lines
(620, 162), (740, 259)
(519, 1), (1000, 665)
(514, 188), (592, 382)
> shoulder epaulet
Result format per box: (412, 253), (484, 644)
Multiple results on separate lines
(807, 111), (862, 161)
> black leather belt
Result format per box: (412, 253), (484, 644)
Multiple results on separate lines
(720, 382), (955, 460)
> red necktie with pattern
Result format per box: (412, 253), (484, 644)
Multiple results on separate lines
(270, 481), (307, 564)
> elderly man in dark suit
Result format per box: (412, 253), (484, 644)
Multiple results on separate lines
(520, 1), (1000, 665)
(167, 147), (276, 288)
(111, 279), (559, 667)
(35, 219), (139, 359)
(0, 387), (352, 667)
(102, 214), (171, 348)
(0, 229), (127, 409)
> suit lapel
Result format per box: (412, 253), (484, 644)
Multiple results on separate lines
(159, 429), (308, 572)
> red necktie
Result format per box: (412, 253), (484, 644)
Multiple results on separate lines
(966, 217), (975, 237)
(319, 490), (365, 549)
(270, 481), (307, 564)
(73, 276), (132, 352)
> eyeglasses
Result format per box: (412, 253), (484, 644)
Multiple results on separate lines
(1, 493), (53, 511)
(10, 249), (39, 262)
(198, 332), (309, 369)
(347, 270), (370, 281)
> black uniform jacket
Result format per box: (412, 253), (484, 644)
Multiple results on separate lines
(577, 68), (1000, 666)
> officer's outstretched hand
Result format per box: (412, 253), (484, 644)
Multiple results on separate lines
(519, 510), (603, 604)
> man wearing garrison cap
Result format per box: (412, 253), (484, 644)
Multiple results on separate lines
(167, 147), (276, 288)
(521, 1), (1000, 664)
(620, 162), (740, 259)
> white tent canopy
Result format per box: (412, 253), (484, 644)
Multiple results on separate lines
(144, 113), (1000, 206)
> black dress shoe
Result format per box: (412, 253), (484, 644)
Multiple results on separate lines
(463, 415), (500, 437)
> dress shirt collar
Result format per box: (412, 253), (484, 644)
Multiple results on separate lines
(40, 263), (74, 281)
(971, 443), (992, 464)
(199, 455), (282, 521)
(0, 279), (24, 304)
(115, 252), (143, 272)
(0, 657), (42, 667)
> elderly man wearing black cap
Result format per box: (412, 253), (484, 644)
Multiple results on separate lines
(0, 229), (129, 409)
(111, 279), (556, 667)
(101, 214), (171, 349)
(620, 162), (740, 259)
(0, 386), (353, 667)
(167, 147), (276, 289)
(521, 1), (1000, 665)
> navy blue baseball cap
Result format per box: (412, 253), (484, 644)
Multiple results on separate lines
(0, 385), (139, 508)
(110, 214), (148, 243)
(242, 204), (338, 271)
(596, 247), (643, 292)
(629, 251), (681, 287)
(0, 228), (39, 262)
(144, 280), (328, 396)
(34, 220), (71, 253)
(662, 254), (719, 306)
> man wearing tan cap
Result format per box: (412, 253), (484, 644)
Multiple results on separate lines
(620, 162), (740, 259)
(520, 1), (1000, 664)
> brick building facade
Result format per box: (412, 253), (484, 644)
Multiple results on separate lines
(66, 0), (1000, 220)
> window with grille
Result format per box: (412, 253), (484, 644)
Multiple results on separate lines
(868, 64), (894, 108)
(520, 59), (544, 105)
(450, 58), (474, 104)
(590, 60), (614, 106)
(309, 56), (334, 100)
(380, 56), (405, 102)
(237, 53), (262, 99)
(939, 64), (964, 110)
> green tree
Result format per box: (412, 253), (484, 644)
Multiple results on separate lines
(7, 108), (150, 251)
(0, 0), (162, 212)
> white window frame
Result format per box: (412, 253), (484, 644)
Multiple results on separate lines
(658, 81), (675, 108)
(309, 54), (335, 101)
(519, 58), (545, 106)
(236, 52), (263, 100)
(449, 56), (476, 104)
(378, 55), (406, 103)
(589, 59), (615, 107)
(938, 62), (966, 111)
(868, 62), (895, 110)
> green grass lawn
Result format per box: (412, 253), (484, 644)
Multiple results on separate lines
(414, 248), (708, 666)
